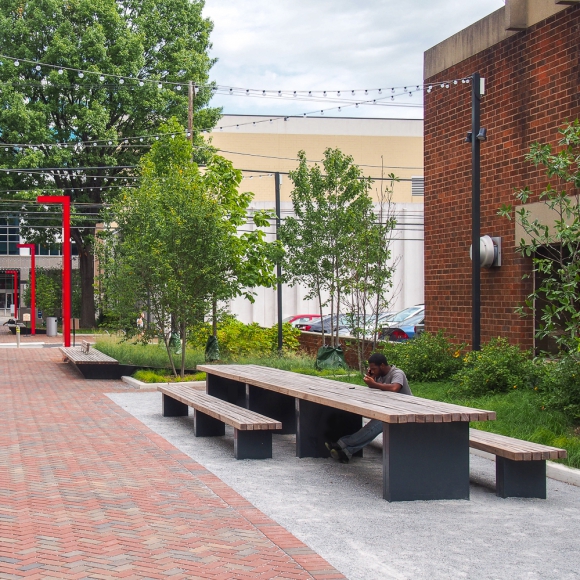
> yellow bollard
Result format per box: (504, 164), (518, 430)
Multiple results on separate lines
(16, 325), (20, 348)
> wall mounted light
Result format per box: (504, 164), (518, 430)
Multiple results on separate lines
(470, 235), (502, 268)
(477, 128), (487, 141)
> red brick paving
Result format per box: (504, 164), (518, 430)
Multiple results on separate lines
(0, 348), (345, 580)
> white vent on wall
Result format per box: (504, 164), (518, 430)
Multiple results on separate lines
(411, 176), (424, 196)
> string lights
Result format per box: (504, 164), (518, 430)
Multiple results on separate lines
(0, 53), (471, 103)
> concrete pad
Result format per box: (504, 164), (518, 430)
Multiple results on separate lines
(108, 390), (580, 580)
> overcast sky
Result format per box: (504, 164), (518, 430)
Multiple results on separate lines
(202, 0), (504, 119)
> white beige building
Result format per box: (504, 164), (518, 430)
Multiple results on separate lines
(205, 114), (425, 326)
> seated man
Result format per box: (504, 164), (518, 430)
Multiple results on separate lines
(326, 352), (412, 463)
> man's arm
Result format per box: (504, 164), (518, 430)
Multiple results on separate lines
(363, 375), (402, 392)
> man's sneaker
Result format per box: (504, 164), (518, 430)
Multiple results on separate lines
(330, 448), (349, 464)
(325, 441), (341, 453)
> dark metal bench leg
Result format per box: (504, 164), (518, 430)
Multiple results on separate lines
(246, 385), (296, 434)
(234, 429), (272, 460)
(194, 410), (226, 437)
(162, 394), (188, 417)
(206, 374), (247, 407)
(296, 399), (363, 458)
(383, 422), (470, 502)
(496, 457), (546, 499)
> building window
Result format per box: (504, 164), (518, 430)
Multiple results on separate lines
(412, 176), (424, 196)
(0, 219), (19, 255)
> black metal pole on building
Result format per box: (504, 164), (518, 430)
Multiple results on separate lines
(275, 172), (283, 353)
(472, 72), (481, 351)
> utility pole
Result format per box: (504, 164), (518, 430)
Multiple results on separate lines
(275, 172), (283, 353)
(472, 72), (481, 352)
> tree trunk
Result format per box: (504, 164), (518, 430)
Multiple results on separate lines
(212, 297), (218, 337)
(72, 232), (96, 328)
(317, 281), (325, 348)
(180, 320), (186, 378)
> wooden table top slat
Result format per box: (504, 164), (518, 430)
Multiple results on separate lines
(60, 346), (118, 365)
(469, 428), (567, 461)
(197, 364), (495, 424)
(159, 385), (282, 431)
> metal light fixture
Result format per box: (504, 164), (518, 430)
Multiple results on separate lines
(465, 131), (473, 143)
(477, 127), (487, 141)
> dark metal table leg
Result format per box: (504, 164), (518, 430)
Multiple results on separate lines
(235, 429), (273, 459)
(246, 385), (296, 434)
(296, 399), (362, 458)
(383, 421), (470, 502)
(496, 457), (546, 499)
(194, 410), (226, 437)
(162, 394), (188, 417)
(206, 374), (246, 407)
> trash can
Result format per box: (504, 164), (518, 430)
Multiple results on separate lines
(46, 317), (58, 337)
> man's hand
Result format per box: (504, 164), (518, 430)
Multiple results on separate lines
(363, 374), (378, 388)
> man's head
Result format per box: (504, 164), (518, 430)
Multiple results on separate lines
(367, 352), (390, 377)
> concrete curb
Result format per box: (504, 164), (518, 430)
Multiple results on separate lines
(0, 342), (46, 348)
(470, 446), (580, 488)
(121, 376), (206, 391)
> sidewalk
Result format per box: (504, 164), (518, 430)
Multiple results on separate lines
(0, 348), (344, 580)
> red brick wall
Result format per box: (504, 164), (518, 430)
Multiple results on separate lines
(424, 5), (580, 348)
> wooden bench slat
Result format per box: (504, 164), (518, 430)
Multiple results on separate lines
(158, 385), (282, 431)
(469, 428), (566, 461)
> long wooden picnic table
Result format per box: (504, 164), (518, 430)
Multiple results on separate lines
(197, 364), (496, 501)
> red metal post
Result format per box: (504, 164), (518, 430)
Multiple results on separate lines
(36, 195), (71, 347)
(17, 243), (36, 335)
(5, 270), (18, 319)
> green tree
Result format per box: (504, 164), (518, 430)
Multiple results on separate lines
(100, 122), (276, 376)
(341, 169), (397, 372)
(22, 267), (82, 319)
(280, 148), (377, 348)
(499, 120), (580, 354)
(0, 0), (220, 327)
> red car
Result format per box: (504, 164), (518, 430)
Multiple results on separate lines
(283, 314), (321, 331)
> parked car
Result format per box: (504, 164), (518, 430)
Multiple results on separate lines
(305, 314), (350, 334)
(282, 314), (321, 330)
(382, 304), (424, 326)
(380, 311), (425, 341)
(340, 312), (396, 338)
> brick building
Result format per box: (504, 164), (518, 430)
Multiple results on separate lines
(423, 0), (580, 349)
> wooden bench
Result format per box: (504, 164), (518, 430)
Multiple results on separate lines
(469, 428), (567, 498)
(158, 384), (282, 459)
(60, 345), (118, 365)
(60, 345), (120, 379)
(199, 364), (496, 502)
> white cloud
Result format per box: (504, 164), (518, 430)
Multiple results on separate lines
(202, 0), (504, 118)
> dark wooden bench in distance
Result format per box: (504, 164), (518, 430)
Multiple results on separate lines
(60, 345), (119, 379)
(469, 428), (567, 499)
(158, 384), (282, 459)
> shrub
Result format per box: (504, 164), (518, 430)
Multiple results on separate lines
(379, 330), (465, 381)
(188, 318), (301, 359)
(133, 369), (207, 383)
(539, 355), (580, 421)
(452, 337), (536, 396)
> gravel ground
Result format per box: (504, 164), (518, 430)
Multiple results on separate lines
(108, 390), (580, 580)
